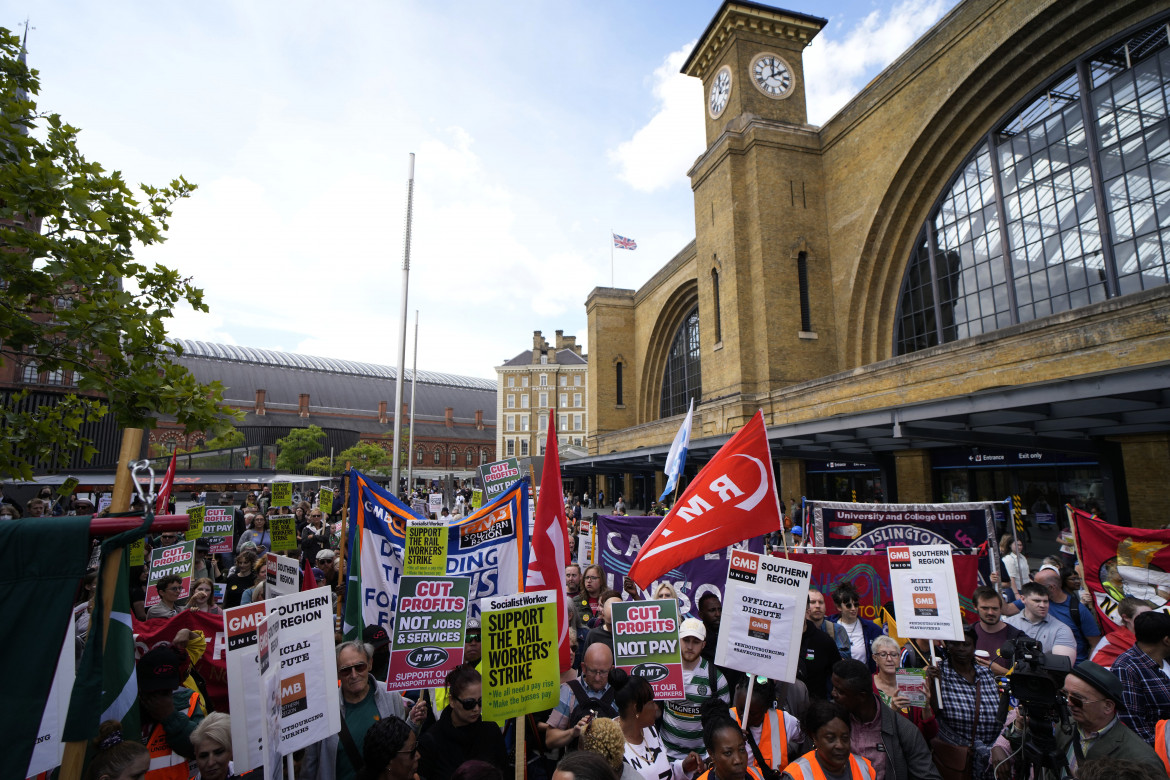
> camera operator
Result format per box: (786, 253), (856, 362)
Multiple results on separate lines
(925, 625), (1004, 780)
(991, 661), (1161, 777)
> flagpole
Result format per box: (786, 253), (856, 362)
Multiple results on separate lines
(406, 310), (419, 491)
(337, 461), (351, 623)
(610, 229), (614, 287)
(392, 153), (416, 499)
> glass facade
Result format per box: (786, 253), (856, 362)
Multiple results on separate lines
(896, 19), (1170, 354)
(660, 306), (702, 418)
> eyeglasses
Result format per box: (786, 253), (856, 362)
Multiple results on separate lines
(166, 585), (183, 592)
(582, 665), (610, 678)
(457, 697), (482, 710)
(583, 575), (600, 581)
(873, 651), (899, 659)
(466, 633), (481, 642)
(396, 745), (420, 756)
(1064, 691), (1106, 708)
(338, 662), (369, 678)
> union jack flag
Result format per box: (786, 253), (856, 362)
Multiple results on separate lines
(613, 233), (637, 250)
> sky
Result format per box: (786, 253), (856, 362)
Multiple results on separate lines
(18, 0), (959, 380)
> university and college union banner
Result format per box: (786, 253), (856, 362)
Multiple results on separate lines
(810, 501), (998, 557)
(1072, 506), (1170, 633)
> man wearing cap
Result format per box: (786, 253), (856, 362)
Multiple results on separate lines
(316, 549), (339, 594)
(1113, 611), (1170, 744)
(992, 661), (1161, 777)
(137, 645), (206, 780)
(661, 617), (730, 761)
(362, 624), (391, 681)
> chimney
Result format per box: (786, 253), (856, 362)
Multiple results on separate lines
(255, 389), (266, 415)
(378, 401), (388, 424)
(445, 407), (454, 428)
(298, 393), (310, 418)
(402, 402), (409, 419)
(475, 410), (484, 430)
(532, 330), (544, 349)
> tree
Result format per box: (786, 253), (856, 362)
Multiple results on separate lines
(0, 30), (235, 480)
(274, 425), (325, 472)
(305, 441), (391, 477)
(202, 427), (244, 451)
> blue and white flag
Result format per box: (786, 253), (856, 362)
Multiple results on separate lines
(659, 398), (694, 502)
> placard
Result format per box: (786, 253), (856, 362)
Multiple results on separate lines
(271, 482), (292, 508)
(478, 458), (522, 503)
(887, 545), (963, 641)
(896, 668), (928, 708)
(269, 515), (297, 552)
(611, 599), (684, 699)
(387, 576), (470, 692)
(428, 493), (443, 515)
(266, 553), (300, 597)
(404, 519), (448, 576)
(471, 490), (483, 509)
(259, 615), (281, 780)
(128, 537), (145, 567)
(715, 550), (811, 683)
(577, 520), (593, 565)
(202, 505), (236, 554)
(223, 602), (268, 771)
(317, 487), (334, 516)
(185, 504), (206, 542)
(56, 476), (79, 500)
(480, 590), (560, 721)
(145, 540), (197, 607)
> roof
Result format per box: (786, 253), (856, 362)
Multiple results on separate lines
(500, 348), (587, 367)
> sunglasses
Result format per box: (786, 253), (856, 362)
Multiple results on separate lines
(838, 601), (858, 608)
(466, 633), (481, 642)
(339, 662), (369, 678)
(1064, 691), (1106, 709)
(457, 697), (482, 710)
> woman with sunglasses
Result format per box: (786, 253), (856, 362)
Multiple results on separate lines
(829, 583), (883, 671)
(780, 700), (875, 780)
(418, 666), (507, 780)
(360, 715), (419, 780)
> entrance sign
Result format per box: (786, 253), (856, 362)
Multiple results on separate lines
(224, 602), (268, 771)
(266, 589), (341, 754)
(480, 590), (559, 721)
(887, 545), (963, 641)
(266, 553), (300, 597)
(404, 519), (448, 576)
(145, 540), (196, 607)
(611, 599), (684, 699)
(268, 515), (297, 552)
(478, 458), (522, 503)
(716, 550), (811, 683)
(387, 576), (469, 692)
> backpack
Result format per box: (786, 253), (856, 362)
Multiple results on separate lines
(566, 679), (618, 727)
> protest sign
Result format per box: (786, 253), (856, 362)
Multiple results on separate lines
(269, 515), (297, 552)
(25, 614), (74, 779)
(428, 493), (443, 515)
(266, 553), (300, 597)
(471, 489), (483, 509)
(56, 476), (79, 500)
(317, 487), (334, 516)
(266, 589), (340, 755)
(577, 519), (593, 565)
(145, 540), (196, 607)
(128, 537), (145, 567)
(388, 576), (469, 692)
(611, 599), (684, 699)
(887, 545), (963, 641)
(271, 482), (292, 508)
(480, 590), (560, 721)
(896, 668), (928, 707)
(202, 505), (236, 554)
(185, 504), (206, 542)
(478, 457), (522, 503)
(595, 514), (764, 618)
(716, 550), (811, 683)
(223, 602), (268, 771)
(809, 500), (997, 553)
(258, 615), (282, 780)
(97, 495), (112, 514)
(404, 519), (448, 576)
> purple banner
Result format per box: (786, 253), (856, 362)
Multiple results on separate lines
(595, 514), (765, 619)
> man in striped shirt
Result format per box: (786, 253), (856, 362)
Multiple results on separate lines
(661, 618), (730, 761)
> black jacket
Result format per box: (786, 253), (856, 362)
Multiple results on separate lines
(798, 620), (843, 699)
(418, 706), (508, 780)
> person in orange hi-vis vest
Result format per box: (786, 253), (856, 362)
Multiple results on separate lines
(1154, 719), (1170, 776)
(731, 676), (805, 773)
(694, 699), (765, 780)
(780, 700), (875, 780)
(137, 645), (206, 780)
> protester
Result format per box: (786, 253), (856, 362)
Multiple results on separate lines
(798, 602), (843, 699)
(190, 712), (239, 780)
(1091, 596), (1152, 668)
(317, 549), (340, 593)
(998, 534), (1030, 596)
(185, 577), (221, 615)
(698, 593), (723, 666)
(580, 717), (640, 780)
(583, 591), (623, 653)
(613, 669), (700, 780)
(237, 514), (270, 554)
(566, 563), (583, 601)
(779, 700), (874, 780)
(130, 565), (148, 621)
(870, 635), (936, 739)
(147, 574), (184, 619)
(1076, 759), (1167, 780)
(730, 675), (803, 772)
(1113, 611), (1170, 744)
(970, 586), (1021, 675)
(898, 638), (934, 669)
(1003, 582), (1076, 661)
(694, 699), (764, 780)
(223, 551), (258, 610)
(361, 715), (419, 780)
(653, 582), (680, 608)
(191, 539), (220, 582)
(807, 589), (850, 658)
(88, 720), (150, 780)
(923, 626), (1003, 780)
(136, 645), (206, 773)
(554, 751), (618, 780)
(418, 666), (508, 780)
(1029, 566), (1099, 663)
(662, 618), (730, 761)
(301, 508), (328, 563)
(577, 565), (606, 627)
(829, 583), (882, 670)
(546, 644), (619, 749)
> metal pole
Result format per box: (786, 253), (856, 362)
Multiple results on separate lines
(391, 153), (415, 499)
(406, 309), (419, 491)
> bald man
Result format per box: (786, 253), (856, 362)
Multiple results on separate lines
(543, 644), (617, 749)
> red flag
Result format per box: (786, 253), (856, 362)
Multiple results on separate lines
(301, 556), (318, 592)
(155, 454), (177, 514)
(628, 410), (782, 588)
(525, 410), (572, 671)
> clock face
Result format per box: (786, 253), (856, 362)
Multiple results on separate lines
(751, 52), (794, 99)
(709, 66), (732, 118)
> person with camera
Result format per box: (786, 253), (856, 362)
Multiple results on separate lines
(990, 661), (1162, 778)
(924, 625), (1004, 780)
(545, 643), (620, 750)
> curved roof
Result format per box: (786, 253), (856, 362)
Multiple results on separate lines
(174, 339), (496, 391)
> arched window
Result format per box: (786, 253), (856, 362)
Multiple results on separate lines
(481, 448), (489, 464)
(896, 19), (1170, 354)
(660, 306), (702, 418)
(449, 450), (458, 466)
(416, 445), (424, 464)
(21, 361), (38, 383)
(711, 267), (722, 343)
(433, 448), (442, 465)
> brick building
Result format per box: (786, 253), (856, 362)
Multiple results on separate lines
(495, 330), (588, 460)
(573, 0), (1170, 527)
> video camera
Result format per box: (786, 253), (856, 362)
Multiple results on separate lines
(999, 637), (1071, 715)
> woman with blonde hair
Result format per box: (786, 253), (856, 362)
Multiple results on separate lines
(582, 717), (642, 780)
(185, 577), (221, 615)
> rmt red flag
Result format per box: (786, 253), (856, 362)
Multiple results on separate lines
(525, 410), (572, 671)
(629, 410), (782, 588)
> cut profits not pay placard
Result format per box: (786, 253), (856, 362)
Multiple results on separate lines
(887, 545), (963, 641)
(388, 576), (469, 692)
(611, 598), (684, 699)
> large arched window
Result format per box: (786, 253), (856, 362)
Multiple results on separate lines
(660, 306), (702, 418)
(896, 19), (1170, 355)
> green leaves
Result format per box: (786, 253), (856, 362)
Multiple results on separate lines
(274, 425), (327, 472)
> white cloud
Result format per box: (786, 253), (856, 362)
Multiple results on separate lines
(804, 0), (952, 126)
(609, 42), (705, 193)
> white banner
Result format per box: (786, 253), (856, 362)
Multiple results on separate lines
(887, 545), (963, 641)
(25, 613), (75, 778)
(266, 553), (300, 597)
(266, 589), (341, 755)
(715, 550), (811, 683)
(223, 603), (268, 772)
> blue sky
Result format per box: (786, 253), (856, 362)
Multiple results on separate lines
(19, 0), (959, 378)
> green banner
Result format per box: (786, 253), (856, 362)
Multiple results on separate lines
(404, 520), (448, 576)
(269, 515), (297, 552)
(271, 482), (292, 507)
(480, 590), (560, 721)
(478, 458), (522, 504)
(185, 504), (206, 541)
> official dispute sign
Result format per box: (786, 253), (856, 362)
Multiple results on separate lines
(223, 602), (268, 771)
(388, 576), (469, 692)
(266, 553), (300, 597)
(716, 549), (811, 683)
(271, 482), (292, 507)
(269, 515), (297, 552)
(480, 590), (560, 721)
(887, 545), (963, 641)
(478, 457), (522, 503)
(266, 589), (341, 755)
(404, 520), (448, 576)
(612, 599), (684, 699)
(145, 540), (197, 607)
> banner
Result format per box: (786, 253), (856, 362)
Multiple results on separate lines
(132, 610), (230, 712)
(388, 576), (469, 692)
(271, 482), (292, 508)
(595, 514), (764, 618)
(202, 506), (236, 554)
(480, 590), (560, 721)
(810, 500), (998, 555)
(404, 520), (448, 576)
(223, 602), (267, 771)
(186, 505), (206, 542)
(266, 589), (340, 754)
(25, 614), (74, 778)
(716, 550), (810, 683)
(317, 487), (334, 516)
(347, 470), (530, 633)
(887, 546), (963, 641)
(269, 515), (297, 552)
(479, 458), (522, 503)
(145, 540), (196, 607)
(611, 599), (684, 699)
(266, 553), (300, 597)
(259, 615), (281, 780)
(1072, 507), (1170, 633)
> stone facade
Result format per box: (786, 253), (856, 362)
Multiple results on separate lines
(495, 330), (588, 460)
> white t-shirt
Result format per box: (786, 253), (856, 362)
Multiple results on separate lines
(1003, 552), (1031, 589)
(623, 725), (688, 780)
(840, 618), (867, 662)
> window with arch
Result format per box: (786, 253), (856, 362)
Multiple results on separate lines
(450, 450), (457, 466)
(21, 361), (38, 383)
(660, 306), (702, 418)
(896, 19), (1170, 354)
(433, 448), (441, 465)
(416, 445), (424, 464)
(465, 450), (473, 466)
(711, 267), (722, 343)
(481, 448), (489, 464)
